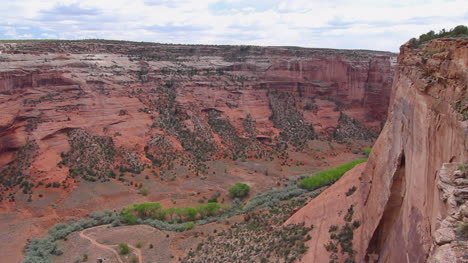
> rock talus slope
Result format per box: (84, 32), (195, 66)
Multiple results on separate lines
(286, 38), (467, 262)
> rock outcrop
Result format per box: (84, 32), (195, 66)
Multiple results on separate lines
(286, 38), (467, 262)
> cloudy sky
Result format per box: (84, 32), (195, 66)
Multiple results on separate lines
(0, 0), (466, 51)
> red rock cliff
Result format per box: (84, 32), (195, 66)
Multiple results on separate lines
(286, 38), (467, 262)
(0, 41), (396, 187)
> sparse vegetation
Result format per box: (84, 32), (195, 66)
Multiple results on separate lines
(139, 187), (149, 196)
(119, 243), (130, 255)
(326, 205), (361, 263)
(23, 159), (365, 263)
(0, 140), (39, 197)
(268, 90), (316, 150)
(208, 110), (249, 159)
(333, 113), (377, 142)
(60, 129), (115, 182)
(135, 241), (143, 248)
(181, 198), (313, 263)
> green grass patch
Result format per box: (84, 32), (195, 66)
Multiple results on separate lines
(362, 147), (372, 154)
(299, 159), (367, 190)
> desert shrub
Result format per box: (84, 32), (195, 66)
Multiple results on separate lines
(26, 167), (338, 263)
(142, 218), (189, 232)
(119, 243), (129, 255)
(299, 159), (367, 190)
(181, 206), (313, 263)
(346, 186), (357, 196)
(139, 187), (149, 196)
(326, 204), (361, 263)
(135, 241), (143, 248)
(228, 183), (250, 198)
(243, 183), (307, 213)
(23, 212), (116, 263)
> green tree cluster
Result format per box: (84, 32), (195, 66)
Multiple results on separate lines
(120, 202), (223, 224)
(409, 25), (468, 47)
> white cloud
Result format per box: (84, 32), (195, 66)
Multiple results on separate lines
(0, 0), (466, 51)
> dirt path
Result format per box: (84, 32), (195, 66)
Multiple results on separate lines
(79, 225), (143, 263)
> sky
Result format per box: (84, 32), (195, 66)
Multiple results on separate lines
(0, 0), (466, 52)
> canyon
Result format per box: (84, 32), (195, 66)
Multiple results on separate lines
(0, 40), (395, 263)
(0, 37), (466, 263)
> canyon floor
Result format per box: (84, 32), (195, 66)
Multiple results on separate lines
(1, 138), (369, 262)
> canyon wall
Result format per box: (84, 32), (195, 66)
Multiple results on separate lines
(0, 40), (396, 263)
(286, 38), (467, 262)
(0, 41), (395, 190)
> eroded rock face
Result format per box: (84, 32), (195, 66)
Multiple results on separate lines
(428, 163), (467, 263)
(286, 38), (467, 262)
(0, 41), (395, 192)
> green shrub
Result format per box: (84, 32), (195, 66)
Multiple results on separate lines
(121, 211), (138, 224)
(204, 202), (221, 216)
(185, 221), (195, 231)
(139, 188), (149, 196)
(135, 241), (143, 248)
(119, 243), (130, 255)
(299, 159), (367, 190)
(183, 207), (198, 221)
(228, 183), (250, 198)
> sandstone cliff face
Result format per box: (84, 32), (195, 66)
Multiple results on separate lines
(286, 38), (467, 262)
(0, 41), (395, 193)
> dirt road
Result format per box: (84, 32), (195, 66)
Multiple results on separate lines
(79, 225), (143, 263)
